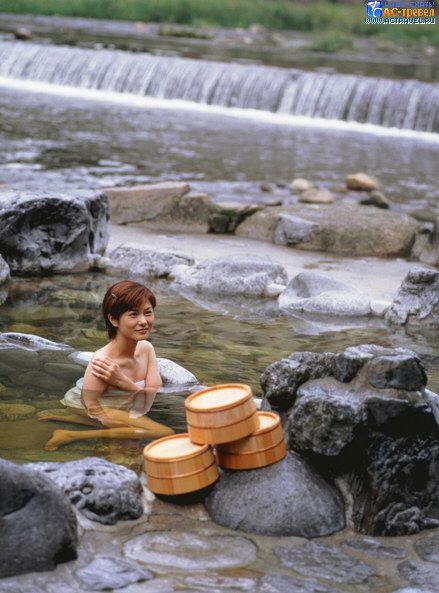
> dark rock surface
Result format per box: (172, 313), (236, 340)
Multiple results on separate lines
(75, 556), (153, 590)
(205, 452), (345, 537)
(386, 267), (439, 329)
(0, 458), (77, 578)
(0, 190), (109, 274)
(274, 541), (375, 584)
(260, 344), (439, 537)
(26, 457), (144, 525)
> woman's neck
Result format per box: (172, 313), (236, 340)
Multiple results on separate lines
(108, 335), (138, 358)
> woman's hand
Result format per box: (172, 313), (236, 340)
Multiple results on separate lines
(91, 357), (133, 391)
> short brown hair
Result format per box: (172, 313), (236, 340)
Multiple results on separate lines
(102, 280), (157, 339)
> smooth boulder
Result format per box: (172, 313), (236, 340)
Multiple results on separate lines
(205, 452), (345, 537)
(0, 190), (109, 274)
(173, 255), (288, 297)
(346, 172), (380, 191)
(0, 459), (77, 578)
(236, 203), (417, 257)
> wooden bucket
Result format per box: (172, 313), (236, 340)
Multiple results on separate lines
(185, 384), (259, 445)
(216, 411), (287, 470)
(143, 433), (218, 495)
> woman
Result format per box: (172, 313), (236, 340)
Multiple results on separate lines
(42, 280), (174, 451)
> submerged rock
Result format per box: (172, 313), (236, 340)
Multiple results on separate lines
(386, 267), (439, 329)
(205, 452), (345, 537)
(259, 573), (343, 593)
(398, 560), (439, 590)
(107, 243), (194, 278)
(0, 190), (108, 274)
(173, 255), (287, 297)
(274, 540), (375, 584)
(75, 556), (153, 591)
(124, 531), (257, 572)
(0, 458), (77, 578)
(26, 457), (144, 525)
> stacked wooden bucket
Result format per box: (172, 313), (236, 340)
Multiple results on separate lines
(143, 383), (287, 496)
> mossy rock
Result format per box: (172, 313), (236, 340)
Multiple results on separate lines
(0, 402), (36, 420)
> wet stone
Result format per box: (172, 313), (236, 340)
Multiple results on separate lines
(414, 533), (439, 562)
(75, 556), (153, 591)
(367, 354), (427, 391)
(274, 541), (375, 584)
(398, 560), (439, 589)
(124, 531), (257, 572)
(182, 574), (257, 591)
(259, 573), (344, 593)
(342, 537), (406, 559)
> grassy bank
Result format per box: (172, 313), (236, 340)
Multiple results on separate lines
(2, 0), (438, 44)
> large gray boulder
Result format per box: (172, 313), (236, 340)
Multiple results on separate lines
(386, 267), (439, 329)
(26, 457), (144, 525)
(0, 190), (109, 275)
(173, 255), (287, 297)
(279, 271), (372, 318)
(106, 244), (194, 279)
(205, 452), (345, 537)
(0, 458), (77, 578)
(236, 203), (418, 257)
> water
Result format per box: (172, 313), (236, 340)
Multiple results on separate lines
(0, 274), (438, 469)
(1, 41), (439, 133)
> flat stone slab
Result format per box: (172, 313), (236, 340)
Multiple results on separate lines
(75, 556), (153, 591)
(342, 537), (406, 560)
(398, 560), (439, 590)
(259, 573), (344, 593)
(274, 541), (375, 584)
(414, 533), (439, 563)
(124, 531), (257, 572)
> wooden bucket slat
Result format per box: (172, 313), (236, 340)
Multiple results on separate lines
(185, 396), (256, 428)
(217, 411), (284, 454)
(188, 411), (259, 445)
(216, 439), (287, 470)
(185, 384), (253, 413)
(146, 462), (219, 495)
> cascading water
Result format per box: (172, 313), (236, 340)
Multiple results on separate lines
(0, 40), (438, 133)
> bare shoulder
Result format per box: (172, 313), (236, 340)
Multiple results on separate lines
(140, 340), (154, 353)
(93, 344), (111, 358)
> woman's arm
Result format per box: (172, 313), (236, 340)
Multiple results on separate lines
(81, 360), (110, 422)
(145, 342), (163, 389)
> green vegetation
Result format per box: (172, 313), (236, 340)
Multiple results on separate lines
(1, 0), (438, 45)
(311, 32), (354, 53)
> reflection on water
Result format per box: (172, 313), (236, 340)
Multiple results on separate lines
(0, 273), (438, 471)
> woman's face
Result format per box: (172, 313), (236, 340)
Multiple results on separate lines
(110, 298), (155, 340)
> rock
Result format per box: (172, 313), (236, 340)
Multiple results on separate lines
(124, 531), (257, 572)
(260, 182), (275, 192)
(0, 402), (35, 420)
(359, 190), (391, 209)
(283, 271), (352, 298)
(274, 541), (375, 584)
(260, 351), (336, 411)
(14, 27), (32, 40)
(259, 573), (343, 593)
(386, 267), (439, 329)
(342, 537), (406, 559)
(106, 244), (194, 278)
(173, 255), (287, 297)
(289, 178), (313, 193)
(410, 207), (438, 224)
(157, 358), (198, 387)
(299, 188), (335, 204)
(103, 182), (189, 225)
(43, 362), (83, 383)
(367, 354), (427, 390)
(172, 192), (216, 232)
(182, 574), (257, 591)
(280, 290), (371, 317)
(209, 202), (262, 234)
(26, 457), (144, 525)
(205, 452), (345, 537)
(0, 459), (77, 578)
(414, 533), (439, 563)
(422, 389), (439, 428)
(0, 255), (10, 285)
(0, 190), (108, 274)
(75, 557), (153, 591)
(0, 332), (71, 352)
(398, 560), (439, 590)
(346, 172), (380, 191)
(236, 204), (417, 257)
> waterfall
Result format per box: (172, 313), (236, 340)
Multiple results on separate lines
(0, 41), (438, 133)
